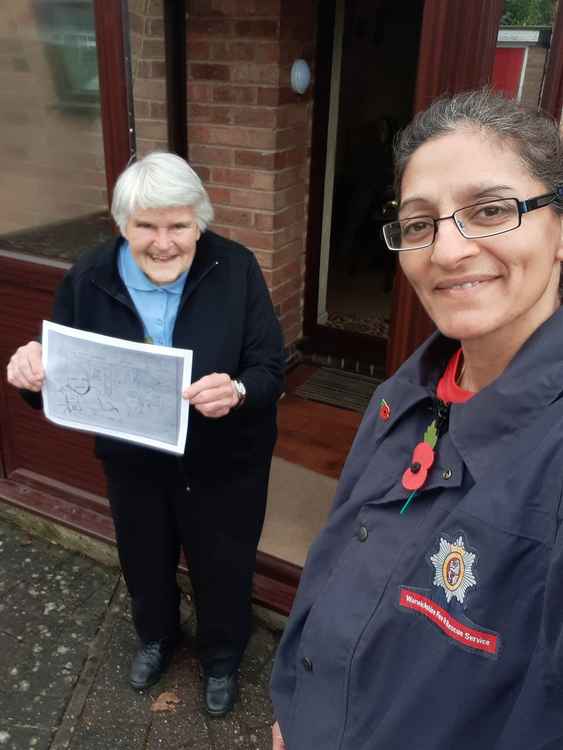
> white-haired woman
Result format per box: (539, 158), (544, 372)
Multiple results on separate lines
(7, 152), (284, 717)
(271, 89), (563, 749)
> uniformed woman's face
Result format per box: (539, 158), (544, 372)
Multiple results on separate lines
(398, 127), (563, 349)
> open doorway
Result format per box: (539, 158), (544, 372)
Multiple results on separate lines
(308, 0), (424, 364)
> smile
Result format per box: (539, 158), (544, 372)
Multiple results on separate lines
(435, 276), (498, 292)
(450, 281), (482, 290)
(149, 255), (177, 262)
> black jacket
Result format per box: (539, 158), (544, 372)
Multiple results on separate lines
(31, 231), (284, 474)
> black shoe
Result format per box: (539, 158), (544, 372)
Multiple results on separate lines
(129, 639), (177, 691)
(204, 672), (238, 717)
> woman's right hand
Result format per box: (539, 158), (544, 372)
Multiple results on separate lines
(272, 721), (286, 750)
(6, 341), (45, 392)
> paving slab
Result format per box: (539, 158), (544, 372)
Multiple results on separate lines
(0, 517), (280, 750)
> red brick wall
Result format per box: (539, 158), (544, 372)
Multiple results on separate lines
(187, 0), (316, 350)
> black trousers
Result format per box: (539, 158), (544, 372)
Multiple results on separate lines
(103, 455), (270, 676)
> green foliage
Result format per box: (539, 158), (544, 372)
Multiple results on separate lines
(501, 0), (556, 26)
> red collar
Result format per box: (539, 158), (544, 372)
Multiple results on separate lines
(436, 348), (475, 404)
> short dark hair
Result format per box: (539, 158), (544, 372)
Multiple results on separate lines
(393, 89), (562, 209)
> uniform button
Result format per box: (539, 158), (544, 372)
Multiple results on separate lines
(442, 469), (453, 480)
(358, 525), (368, 542)
(302, 657), (313, 672)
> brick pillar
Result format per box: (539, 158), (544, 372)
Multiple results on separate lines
(187, 0), (315, 351)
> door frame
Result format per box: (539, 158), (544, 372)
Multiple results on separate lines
(0, 370), (8, 479)
(93, 0), (136, 203)
(540, 0), (563, 118)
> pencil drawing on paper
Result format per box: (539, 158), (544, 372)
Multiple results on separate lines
(45, 327), (185, 446)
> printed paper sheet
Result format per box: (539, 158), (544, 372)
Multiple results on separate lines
(42, 321), (192, 454)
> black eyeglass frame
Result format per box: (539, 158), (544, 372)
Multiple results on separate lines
(382, 186), (563, 252)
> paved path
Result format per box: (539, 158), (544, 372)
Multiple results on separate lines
(0, 518), (279, 750)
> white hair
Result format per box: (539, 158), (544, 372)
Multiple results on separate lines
(111, 152), (214, 234)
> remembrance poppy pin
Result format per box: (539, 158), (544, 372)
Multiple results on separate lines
(401, 420), (438, 492)
(400, 401), (450, 514)
(379, 398), (391, 422)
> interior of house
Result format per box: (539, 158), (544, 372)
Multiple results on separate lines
(323, 0), (424, 341)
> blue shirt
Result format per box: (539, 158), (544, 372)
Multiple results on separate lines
(118, 242), (187, 346)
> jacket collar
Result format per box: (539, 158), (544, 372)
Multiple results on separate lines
(384, 306), (563, 482)
(449, 306), (563, 480)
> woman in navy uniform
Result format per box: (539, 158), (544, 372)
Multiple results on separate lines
(271, 89), (563, 749)
(7, 153), (284, 717)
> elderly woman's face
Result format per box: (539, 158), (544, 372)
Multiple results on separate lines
(124, 206), (201, 285)
(398, 127), (563, 346)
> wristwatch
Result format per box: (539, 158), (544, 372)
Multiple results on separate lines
(232, 379), (246, 408)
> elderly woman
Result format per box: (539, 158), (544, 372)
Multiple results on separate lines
(271, 89), (563, 749)
(7, 153), (284, 717)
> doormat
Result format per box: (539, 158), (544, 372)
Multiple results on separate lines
(325, 312), (390, 339)
(294, 367), (383, 413)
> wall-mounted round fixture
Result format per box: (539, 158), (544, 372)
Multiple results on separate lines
(290, 59), (311, 95)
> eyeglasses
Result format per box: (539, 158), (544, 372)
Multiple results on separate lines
(382, 188), (562, 252)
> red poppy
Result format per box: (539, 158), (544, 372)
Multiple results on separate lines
(402, 441), (435, 491)
(379, 400), (391, 421)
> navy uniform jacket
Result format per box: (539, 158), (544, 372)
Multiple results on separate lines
(271, 307), (563, 750)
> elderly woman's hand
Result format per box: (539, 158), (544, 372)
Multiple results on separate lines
(272, 721), (286, 750)
(183, 373), (240, 418)
(7, 341), (45, 392)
